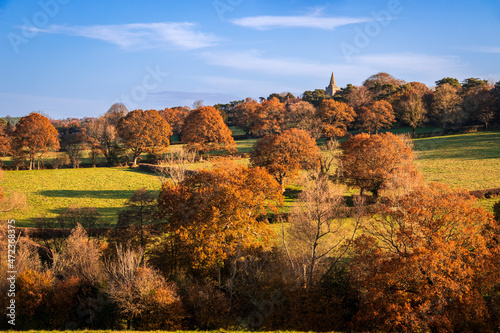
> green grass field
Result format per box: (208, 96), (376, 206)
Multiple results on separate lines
(413, 130), (500, 211)
(3, 167), (162, 227)
(413, 130), (500, 190)
(2, 130), (499, 227)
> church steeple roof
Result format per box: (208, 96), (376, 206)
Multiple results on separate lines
(326, 72), (340, 97)
(330, 72), (336, 86)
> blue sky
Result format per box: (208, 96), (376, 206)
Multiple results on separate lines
(1, 0), (499, 119)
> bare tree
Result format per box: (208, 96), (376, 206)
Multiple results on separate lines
(157, 148), (196, 185)
(319, 139), (342, 177)
(117, 188), (157, 247)
(51, 224), (103, 284)
(282, 172), (362, 287)
(105, 245), (183, 329)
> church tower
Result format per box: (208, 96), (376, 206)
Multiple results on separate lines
(325, 72), (340, 97)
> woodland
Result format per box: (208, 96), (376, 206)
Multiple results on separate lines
(1, 72), (500, 332)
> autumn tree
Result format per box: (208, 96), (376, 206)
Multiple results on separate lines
(117, 109), (172, 166)
(356, 100), (395, 133)
(432, 83), (465, 129)
(318, 99), (356, 139)
(157, 164), (283, 273)
(159, 107), (189, 137)
(253, 97), (287, 136)
(233, 98), (261, 136)
(335, 84), (372, 111)
(351, 183), (500, 332)
(12, 112), (60, 170)
(250, 128), (321, 188)
(340, 132), (422, 197)
(0, 120), (11, 156)
(462, 84), (495, 129)
(286, 101), (321, 138)
(181, 106), (236, 154)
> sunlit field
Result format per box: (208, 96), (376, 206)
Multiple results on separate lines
(2, 130), (499, 227)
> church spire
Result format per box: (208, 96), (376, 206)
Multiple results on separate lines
(330, 72), (336, 86)
(326, 72), (340, 97)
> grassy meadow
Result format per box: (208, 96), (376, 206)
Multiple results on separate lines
(2, 130), (500, 227)
(3, 167), (162, 227)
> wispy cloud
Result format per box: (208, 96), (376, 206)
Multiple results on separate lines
(201, 50), (335, 76)
(33, 22), (219, 50)
(353, 53), (463, 73)
(200, 51), (465, 87)
(230, 15), (372, 30)
(470, 46), (500, 53)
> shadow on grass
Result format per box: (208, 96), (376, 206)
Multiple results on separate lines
(46, 206), (125, 220)
(39, 189), (138, 199)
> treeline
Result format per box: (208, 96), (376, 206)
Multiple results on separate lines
(1, 128), (500, 331)
(2, 72), (500, 170)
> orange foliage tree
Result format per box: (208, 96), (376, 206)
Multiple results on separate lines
(181, 106), (236, 154)
(117, 109), (172, 165)
(13, 112), (60, 170)
(0, 120), (11, 156)
(159, 107), (189, 137)
(157, 164), (283, 272)
(253, 97), (287, 136)
(340, 132), (421, 197)
(286, 100), (322, 138)
(318, 99), (356, 139)
(250, 128), (321, 188)
(351, 183), (500, 332)
(356, 100), (395, 133)
(234, 98), (261, 136)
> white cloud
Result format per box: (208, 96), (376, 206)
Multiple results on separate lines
(230, 15), (372, 30)
(34, 22), (219, 50)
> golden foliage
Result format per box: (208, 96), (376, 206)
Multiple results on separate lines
(181, 106), (236, 153)
(250, 128), (321, 186)
(318, 99), (356, 139)
(12, 112), (60, 170)
(117, 109), (172, 165)
(158, 164), (283, 271)
(351, 183), (500, 332)
(340, 132), (422, 197)
(356, 100), (395, 133)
